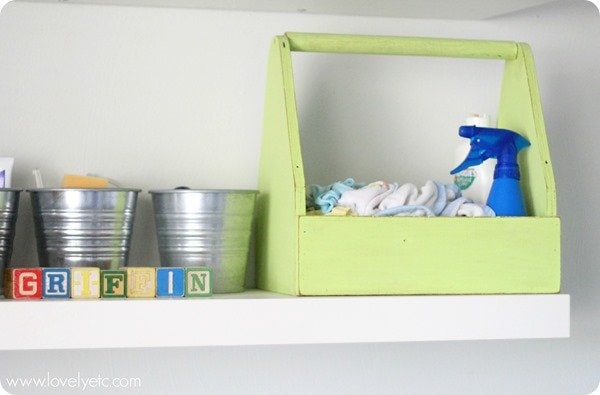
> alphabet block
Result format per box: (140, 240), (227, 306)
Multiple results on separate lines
(100, 270), (127, 298)
(126, 267), (156, 298)
(4, 268), (43, 299)
(71, 267), (100, 299)
(42, 268), (70, 299)
(185, 267), (212, 297)
(156, 268), (185, 297)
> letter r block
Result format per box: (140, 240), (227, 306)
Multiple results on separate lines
(101, 270), (127, 298)
(126, 267), (156, 298)
(185, 267), (212, 297)
(42, 268), (70, 298)
(4, 268), (43, 299)
(71, 267), (100, 299)
(156, 268), (184, 297)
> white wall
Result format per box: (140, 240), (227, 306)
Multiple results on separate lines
(0, 1), (598, 394)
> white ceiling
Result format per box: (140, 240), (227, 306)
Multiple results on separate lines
(19, 0), (559, 20)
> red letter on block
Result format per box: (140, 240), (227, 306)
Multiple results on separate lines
(10, 269), (43, 299)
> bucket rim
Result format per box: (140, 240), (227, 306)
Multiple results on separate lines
(27, 188), (142, 193)
(149, 189), (258, 195)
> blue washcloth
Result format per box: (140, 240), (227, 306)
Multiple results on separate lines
(308, 178), (363, 213)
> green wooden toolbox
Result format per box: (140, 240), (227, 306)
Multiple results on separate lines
(256, 32), (560, 296)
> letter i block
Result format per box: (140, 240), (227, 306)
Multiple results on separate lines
(42, 268), (70, 299)
(4, 268), (43, 299)
(185, 267), (212, 297)
(71, 267), (101, 299)
(126, 267), (156, 298)
(156, 268), (185, 297)
(100, 270), (127, 298)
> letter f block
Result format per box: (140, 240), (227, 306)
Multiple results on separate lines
(126, 267), (156, 298)
(101, 270), (127, 298)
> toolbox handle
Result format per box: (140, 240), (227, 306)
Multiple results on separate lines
(285, 32), (518, 60)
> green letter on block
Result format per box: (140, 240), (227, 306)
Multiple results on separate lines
(185, 267), (212, 297)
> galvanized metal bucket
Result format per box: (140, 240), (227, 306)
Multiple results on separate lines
(29, 188), (140, 269)
(0, 189), (20, 289)
(150, 189), (258, 293)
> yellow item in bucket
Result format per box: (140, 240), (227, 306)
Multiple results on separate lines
(60, 174), (109, 188)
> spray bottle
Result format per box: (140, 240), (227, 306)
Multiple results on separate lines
(450, 125), (531, 216)
(453, 114), (494, 204)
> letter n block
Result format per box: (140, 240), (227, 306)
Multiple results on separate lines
(42, 268), (70, 299)
(4, 268), (43, 299)
(156, 268), (184, 297)
(71, 267), (100, 299)
(101, 270), (127, 298)
(185, 267), (212, 297)
(126, 267), (156, 298)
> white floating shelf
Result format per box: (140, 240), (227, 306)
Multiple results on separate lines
(0, 290), (569, 350)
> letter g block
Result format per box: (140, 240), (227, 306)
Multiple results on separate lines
(4, 268), (43, 299)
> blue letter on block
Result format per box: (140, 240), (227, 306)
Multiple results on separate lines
(42, 268), (70, 298)
(156, 268), (184, 297)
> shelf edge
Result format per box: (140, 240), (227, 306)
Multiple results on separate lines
(0, 292), (569, 350)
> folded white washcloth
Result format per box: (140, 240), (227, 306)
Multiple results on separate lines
(376, 181), (491, 217)
(338, 181), (398, 216)
(440, 196), (495, 217)
(457, 203), (496, 217)
(378, 183), (419, 210)
(379, 180), (441, 212)
(390, 207), (434, 217)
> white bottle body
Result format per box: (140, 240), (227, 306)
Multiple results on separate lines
(453, 114), (495, 205)
(0, 157), (14, 188)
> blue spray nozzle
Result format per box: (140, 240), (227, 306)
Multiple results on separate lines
(450, 125), (531, 216)
(450, 125), (531, 177)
